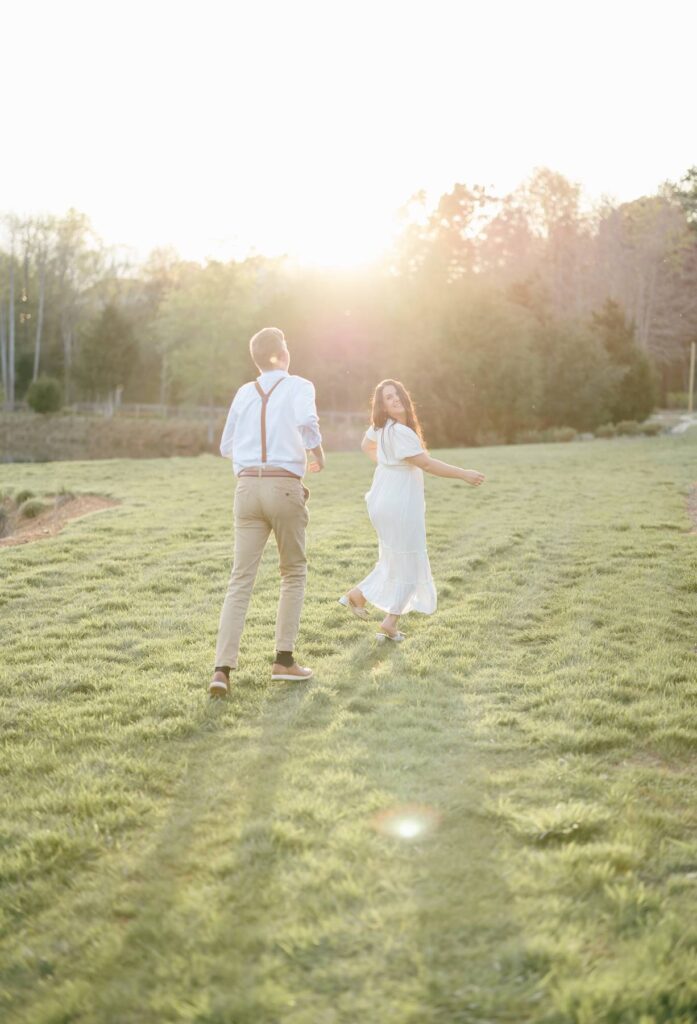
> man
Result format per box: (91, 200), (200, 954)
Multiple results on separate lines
(209, 327), (325, 697)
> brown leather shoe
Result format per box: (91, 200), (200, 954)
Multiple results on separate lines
(271, 662), (313, 682)
(208, 671), (231, 698)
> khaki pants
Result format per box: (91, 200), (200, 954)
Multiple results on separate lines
(215, 476), (309, 668)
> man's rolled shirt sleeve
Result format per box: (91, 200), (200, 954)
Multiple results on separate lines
(295, 381), (322, 449)
(219, 399), (238, 458)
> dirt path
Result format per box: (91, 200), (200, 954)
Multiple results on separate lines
(0, 495), (120, 548)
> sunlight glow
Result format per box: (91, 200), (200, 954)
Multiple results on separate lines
(372, 804), (441, 841)
(2, 1), (695, 266)
(395, 819), (423, 840)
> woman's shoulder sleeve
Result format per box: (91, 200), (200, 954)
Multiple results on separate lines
(393, 423), (425, 458)
(364, 425), (378, 442)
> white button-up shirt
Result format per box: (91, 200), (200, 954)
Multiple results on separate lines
(220, 370), (322, 478)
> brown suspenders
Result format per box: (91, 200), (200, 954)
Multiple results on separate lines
(254, 378), (285, 464)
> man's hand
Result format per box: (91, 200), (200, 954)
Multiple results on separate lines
(308, 445), (326, 473)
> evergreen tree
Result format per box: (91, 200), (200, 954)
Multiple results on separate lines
(591, 300), (656, 422)
(76, 303), (137, 400)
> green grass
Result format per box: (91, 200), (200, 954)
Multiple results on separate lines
(1, 435), (696, 1024)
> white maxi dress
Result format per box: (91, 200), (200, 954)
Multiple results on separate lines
(357, 419), (437, 616)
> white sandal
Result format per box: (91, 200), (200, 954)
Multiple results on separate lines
(375, 630), (406, 644)
(338, 594), (369, 620)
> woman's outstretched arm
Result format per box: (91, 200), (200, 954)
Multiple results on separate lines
(405, 452), (485, 485)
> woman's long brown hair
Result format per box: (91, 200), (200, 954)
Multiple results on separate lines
(371, 379), (426, 448)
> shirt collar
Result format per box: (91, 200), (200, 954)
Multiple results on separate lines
(257, 369), (289, 383)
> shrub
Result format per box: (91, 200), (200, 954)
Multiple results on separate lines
(595, 423), (617, 438)
(515, 429), (545, 445)
(543, 426), (577, 443)
(641, 421), (663, 436)
(616, 420), (640, 436)
(474, 430), (504, 447)
(26, 377), (63, 414)
(19, 498), (48, 519)
(15, 489), (35, 505)
(666, 392), (689, 409)
(514, 427), (578, 444)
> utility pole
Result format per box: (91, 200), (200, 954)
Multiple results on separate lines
(8, 257), (15, 410)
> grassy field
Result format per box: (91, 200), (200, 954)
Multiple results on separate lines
(1, 434), (696, 1024)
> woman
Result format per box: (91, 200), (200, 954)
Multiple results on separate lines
(340, 379), (485, 642)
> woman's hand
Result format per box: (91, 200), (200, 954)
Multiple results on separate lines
(461, 469), (485, 486)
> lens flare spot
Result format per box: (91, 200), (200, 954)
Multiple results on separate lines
(371, 804), (441, 841)
(396, 818), (422, 839)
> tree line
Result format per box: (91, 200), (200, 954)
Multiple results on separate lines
(2, 167), (696, 445)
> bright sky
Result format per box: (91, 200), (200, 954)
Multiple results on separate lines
(2, 0), (695, 267)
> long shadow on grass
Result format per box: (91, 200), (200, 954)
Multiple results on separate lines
(249, 620), (538, 1020)
(335, 644), (537, 1022)
(59, 680), (317, 1023)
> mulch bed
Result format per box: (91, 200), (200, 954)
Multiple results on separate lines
(0, 495), (121, 548)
